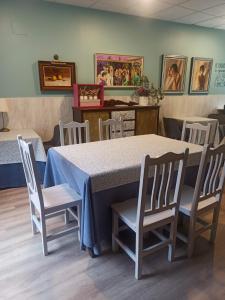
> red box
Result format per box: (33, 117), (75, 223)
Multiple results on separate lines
(73, 84), (104, 108)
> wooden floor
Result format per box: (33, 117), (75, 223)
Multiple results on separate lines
(0, 188), (225, 300)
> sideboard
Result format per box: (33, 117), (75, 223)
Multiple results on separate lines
(73, 105), (159, 142)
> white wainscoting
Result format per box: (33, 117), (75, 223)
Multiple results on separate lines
(0, 95), (224, 141)
(0, 97), (73, 141)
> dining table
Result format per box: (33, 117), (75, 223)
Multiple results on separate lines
(0, 129), (46, 188)
(163, 116), (220, 146)
(44, 134), (203, 256)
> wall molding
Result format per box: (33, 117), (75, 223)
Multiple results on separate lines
(0, 95), (224, 140)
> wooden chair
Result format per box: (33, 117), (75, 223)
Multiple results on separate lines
(59, 120), (90, 146)
(111, 149), (189, 279)
(43, 124), (61, 153)
(99, 117), (124, 140)
(177, 144), (225, 258)
(181, 122), (211, 145)
(17, 135), (82, 256)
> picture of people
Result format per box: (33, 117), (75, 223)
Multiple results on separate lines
(95, 53), (144, 87)
(161, 55), (188, 94)
(189, 58), (213, 94)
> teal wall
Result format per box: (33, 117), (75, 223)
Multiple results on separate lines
(1, 0), (225, 97)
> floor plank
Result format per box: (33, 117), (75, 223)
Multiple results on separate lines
(0, 188), (225, 300)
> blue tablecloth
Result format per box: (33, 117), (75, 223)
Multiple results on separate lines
(0, 162), (45, 189)
(44, 148), (198, 255)
(44, 135), (203, 255)
(44, 148), (140, 254)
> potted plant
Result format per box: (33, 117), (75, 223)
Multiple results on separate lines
(132, 75), (164, 106)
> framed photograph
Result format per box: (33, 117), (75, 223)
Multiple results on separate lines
(95, 53), (144, 88)
(38, 61), (76, 91)
(161, 55), (188, 94)
(189, 57), (213, 94)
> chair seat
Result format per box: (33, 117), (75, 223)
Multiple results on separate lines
(112, 198), (175, 231)
(179, 185), (218, 216)
(43, 184), (81, 213)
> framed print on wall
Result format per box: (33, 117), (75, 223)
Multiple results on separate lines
(161, 55), (188, 94)
(189, 57), (213, 94)
(95, 53), (144, 88)
(38, 61), (76, 91)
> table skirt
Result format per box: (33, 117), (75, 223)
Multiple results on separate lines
(0, 162), (46, 189)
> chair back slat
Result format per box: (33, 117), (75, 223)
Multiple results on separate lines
(78, 127), (82, 144)
(99, 118), (124, 141)
(158, 163), (169, 209)
(136, 149), (189, 230)
(59, 120), (90, 145)
(181, 122), (211, 146)
(165, 161), (175, 207)
(192, 144), (225, 210)
(17, 135), (44, 211)
(150, 165), (160, 211)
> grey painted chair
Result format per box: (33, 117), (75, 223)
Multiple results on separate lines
(59, 120), (90, 146)
(99, 117), (124, 140)
(17, 135), (82, 256)
(177, 144), (225, 258)
(43, 124), (61, 153)
(181, 122), (211, 146)
(111, 149), (189, 279)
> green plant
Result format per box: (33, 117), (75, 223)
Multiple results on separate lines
(132, 75), (164, 105)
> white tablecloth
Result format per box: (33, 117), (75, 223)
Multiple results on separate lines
(54, 134), (203, 192)
(0, 129), (46, 164)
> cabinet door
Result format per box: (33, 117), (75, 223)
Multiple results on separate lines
(111, 110), (135, 137)
(83, 111), (110, 141)
(136, 109), (159, 135)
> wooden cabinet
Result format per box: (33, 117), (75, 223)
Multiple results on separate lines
(73, 105), (159, 142)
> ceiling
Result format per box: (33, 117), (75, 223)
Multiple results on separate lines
(46, 0), (225, 30)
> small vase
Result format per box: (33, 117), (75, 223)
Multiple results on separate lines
(139, 96), (149, 106)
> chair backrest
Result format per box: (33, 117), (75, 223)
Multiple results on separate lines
(192, 144), (225, 212)
(136, 149), (189, 230)
(17, 135), (44, 212)
(51, 125), (61, 146)
(99, 117), (124, 140)
(181, 122), (211, 145)
(59, 120), (90, 146)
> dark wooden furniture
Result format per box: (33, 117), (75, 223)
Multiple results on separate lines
(73, 105), (159, 142)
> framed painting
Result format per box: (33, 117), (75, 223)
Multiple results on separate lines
(189, 57), (213, 94)
(161, 55), (188, 94)
(95, 53), (144, 88)
(38, 61), (76, 91)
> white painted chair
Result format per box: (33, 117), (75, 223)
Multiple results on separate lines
(177, 144), (225, 258)
(99, 117), (124, 140)
(181, 122), (211, 145)
(59, 120), (90, 146)
(111, 149), (189, 279)
(17, 135), (82, 256)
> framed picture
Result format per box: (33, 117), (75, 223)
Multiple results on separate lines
(95, 53), (144, 88)
(38, 61), (76, 91)
(189, 57), (213, 94)
(161, 55), (188, 94)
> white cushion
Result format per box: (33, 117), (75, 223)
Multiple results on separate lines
(179, 185), (218, 216)
(112, 198), (175, 231)
(42, 184), (81, 211)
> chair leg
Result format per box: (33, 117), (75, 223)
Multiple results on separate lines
(65, 209), (70, 225)
(40, 215), (48, 256)
(210, 206), (220, 243)
(187, 218), (195, 258)
(112, 211), (119, 252)
(168, 219), (177, 262)
(77, 204), (81, 242)
(135, 232), (143, 280)
(30, 201), (38, 235)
